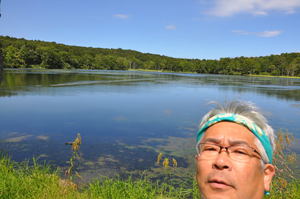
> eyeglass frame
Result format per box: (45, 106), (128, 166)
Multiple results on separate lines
(197, 142), (263, 162)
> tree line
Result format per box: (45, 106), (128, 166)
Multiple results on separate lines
(0, 36), (300, 76)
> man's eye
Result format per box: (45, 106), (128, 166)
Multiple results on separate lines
(203, 147), (218, 151)
(232, 149), (248, 155)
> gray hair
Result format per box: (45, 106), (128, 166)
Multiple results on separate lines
(197, 101), (275, 164)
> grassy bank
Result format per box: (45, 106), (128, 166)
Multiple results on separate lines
(0, 155), (199, 199)
(127, 68), (197, 74)
(248, 74), (300, 79)
(128, 69), (300, 79)
(1, 155), (299, 199)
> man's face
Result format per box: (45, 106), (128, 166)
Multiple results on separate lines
(195, 122), (275, 199)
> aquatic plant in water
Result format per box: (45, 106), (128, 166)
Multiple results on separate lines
(156, 152), (163, 165)
(65, 133), (82, 180)
(156, 152), (178, 168)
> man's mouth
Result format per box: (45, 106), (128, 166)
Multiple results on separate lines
(208, 179), (234, 190)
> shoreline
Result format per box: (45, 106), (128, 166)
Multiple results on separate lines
(1, 155), (299, 199)
(248, 74), (300, 79)
(3, 68), (300, 79)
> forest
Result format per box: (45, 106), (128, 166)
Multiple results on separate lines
(0, 35), (300, 76)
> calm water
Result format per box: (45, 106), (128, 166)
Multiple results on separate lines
(0, 69), (300, 176)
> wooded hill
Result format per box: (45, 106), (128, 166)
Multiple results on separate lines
(0, 36), (300, 76)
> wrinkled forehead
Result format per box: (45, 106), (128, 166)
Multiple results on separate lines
(201, 121), (257, 146)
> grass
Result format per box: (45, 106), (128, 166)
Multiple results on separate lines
(267, 178), (300, 199)
(127, 68), (300, 78)
(0, 155), (200, 199)
(248, 74), (300, 79)
(127, 68), (196, 74)
(1, 155), (299, 199)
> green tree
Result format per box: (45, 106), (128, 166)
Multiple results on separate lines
(1, 36), (300, 77)
(286, 57), (300, 76)
(116, 57), (131, 70)
(3, 46), (25, 68)
(39, 47), (64, 69)
(19, 45), (41, 67)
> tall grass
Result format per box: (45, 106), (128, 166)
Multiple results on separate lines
(0, 155), (299, 199)
(267, 178), (300, 199)
(0, 155), (200, 199)
(87, 177), (198, 199)
(0, 155), (80, 199)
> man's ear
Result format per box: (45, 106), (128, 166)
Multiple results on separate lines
(263, 164), (275, 191)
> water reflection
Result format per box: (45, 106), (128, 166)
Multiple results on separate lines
(0, 71), (3, 84)
(1, 69), (300, 101)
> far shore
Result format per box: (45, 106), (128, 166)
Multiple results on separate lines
(3, 68), (300, 79)
(248, 74), (300, 79)
(128, 68), (300, 79)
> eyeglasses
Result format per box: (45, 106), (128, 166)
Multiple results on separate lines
(197, 143), (262, 163)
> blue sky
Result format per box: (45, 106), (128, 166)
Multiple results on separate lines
(0, 0), (300, 59)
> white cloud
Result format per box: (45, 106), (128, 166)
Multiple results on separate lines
(252, 10), (268, 15)
(165, 25), (177, 30)
(257, 30), (282, 37)
(113, 14), (129, 19)
(232, 30), (282, 37)
(207, 0), (300, 16)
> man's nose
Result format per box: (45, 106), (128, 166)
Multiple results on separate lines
(212, 150), (231, 170)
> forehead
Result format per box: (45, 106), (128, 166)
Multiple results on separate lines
(202, 121), (256, 145)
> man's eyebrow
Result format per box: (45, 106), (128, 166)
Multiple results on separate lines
(201, 138), (221, 144)
(201, 138), (252, 146)
(228, 140), (251, 146)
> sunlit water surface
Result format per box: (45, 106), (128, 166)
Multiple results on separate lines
(0, 69), (300, 178)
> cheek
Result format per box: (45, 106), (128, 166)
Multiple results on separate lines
(196, 159), (210, 183)
(234, 163), (263, 188)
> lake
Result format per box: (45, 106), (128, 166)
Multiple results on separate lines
(0, 69), (300, 179)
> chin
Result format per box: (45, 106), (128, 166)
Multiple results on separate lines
(200, 188), (237, 199)
(202, 193), (235, 199)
